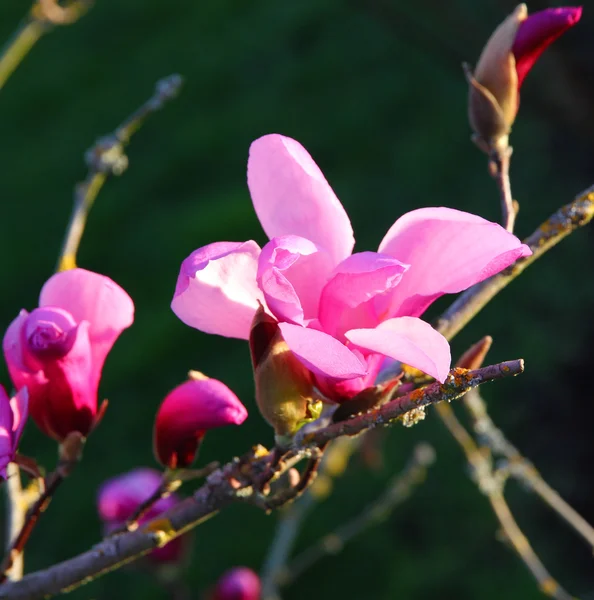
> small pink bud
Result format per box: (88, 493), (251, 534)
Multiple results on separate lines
(97, 468), (185, 564)
(3, 269), (134, 441)
(153, 378), (247, 469)
(467, 4), (582, 148)
(0, 386), (29, 479)
(249, 306), (322, 443)
(213, 567), (261, 600)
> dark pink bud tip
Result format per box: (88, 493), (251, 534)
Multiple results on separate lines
(24, 307), (77, 359)
(213, 567), (261, 600)
(513, 6), (582, 88)
(153, 378), (247, 469)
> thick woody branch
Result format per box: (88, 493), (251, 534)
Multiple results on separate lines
(435, 185), (594, 341)
(0, 361), (521, 600)
(302, 361), (523, 447)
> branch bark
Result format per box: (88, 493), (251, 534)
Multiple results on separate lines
(0, 361), (522, 600)
(435, 185), (594, 340)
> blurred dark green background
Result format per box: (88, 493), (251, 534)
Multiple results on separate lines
(1, 0), (593, 598)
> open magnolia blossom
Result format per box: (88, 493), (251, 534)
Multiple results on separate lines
(0, 385), (28, 479)
(153, 376), (248, 469)
(468, 5), (582, 146)
(97, 468), (185, 563)
(172, 134), (531, 402)
(3, 268), (134, 441)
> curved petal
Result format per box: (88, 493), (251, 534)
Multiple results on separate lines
(258, 235), (334, 325)
(278, 322), (367, 380)
(345, 316), (451, 383)
(378, 207), (532, 317)
(0, 386), (14, 470)
(248, 134), (354, 265)
(10, 388), (28, 452)
(154, 378), (247, 468)
(172, 241), (263, 340)
(318, 252), (409, 339)
(3, 310), (31, 379)
(30, 321), (97, 441)
(513, 7), (582, 88)
(39, 268), (134, 380)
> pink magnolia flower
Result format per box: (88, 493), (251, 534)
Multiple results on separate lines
(172, 134), (531, 401)
(212, 567), (261, 600)
(469, 5), (582, 145)
(3, 268), (134, 441)
(0, 386), (28, 480)
(97, 468), (185, 563)
(153, 377), (248, 469)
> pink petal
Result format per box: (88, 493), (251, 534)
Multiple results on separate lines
(10, 388), (28, 452)
(0, 386), (14, 473)
(257, 235), (334, 325)
(378, 207), (531, 317)
(154, 378), (248, 468)
(97, 468), (178, 523)
(278, 323), (368, 380)
(318, 252), (409, 339)
(39, 268), (134, 384)
(513, 7), (582, 88)
(345, 316), (451, 383)
(248, 134), (354, 266)
(172, 241), (264, 340)
(214, 568), (262, 600)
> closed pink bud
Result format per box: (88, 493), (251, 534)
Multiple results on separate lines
(0, 386), (28, 479)
(97, 468), (185, 564)
(468, 4), (581, 147)
(153, 377), (247, 469)
(3, 269), (134, 441)
(213, 567), (261, 600)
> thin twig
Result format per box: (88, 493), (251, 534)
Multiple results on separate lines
(55, 73), (183, 271)
(435, 185), (594, 341)
(0, 0), (90, 91)
(303, 361), (523, 447)
(278, 443), (436, 588)
(0, 361), (520, 599)
(4, 465), (25, 581)
(437, 401), (575, 600)
(489, 143), (517, 232)
(464, 388), (594, 552)
(0, 434), (84, 583)
(259, 438), (359, 600)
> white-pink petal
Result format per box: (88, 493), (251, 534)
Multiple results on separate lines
(248, 134), (355, 266)
(257, 235), (334, 325)
(345, 316), (451, 383)
(278, 322), (368, 380)
(172, 241), (264, 340)
(378, 207), (532, 317)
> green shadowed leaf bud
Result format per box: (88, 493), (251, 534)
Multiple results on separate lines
(249, 306), (322, 443)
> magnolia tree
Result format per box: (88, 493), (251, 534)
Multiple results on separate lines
(0, 3), (591, 600)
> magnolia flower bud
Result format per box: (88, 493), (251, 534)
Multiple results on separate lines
(3, 269), (134, 441)
(153, 377), (247, 469)
(97, 468), (186, 564)
(212, 567), (261, 600)
(467, 4), (582, 150)
(249, 306), (322, 445)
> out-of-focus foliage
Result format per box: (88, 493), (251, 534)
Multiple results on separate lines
(0, 1), (593, 598)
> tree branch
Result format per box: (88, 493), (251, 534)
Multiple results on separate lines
(435, 185), (594, 341)
(0, 360), (522, 600)
(56, 73), (183, 271)
(0, 0), (91, 91)
(277, 442), (436, 589)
